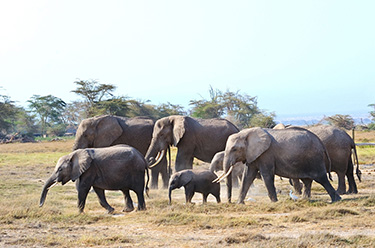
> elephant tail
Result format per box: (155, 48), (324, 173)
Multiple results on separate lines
(352, 143), (362, 182)
(323, 146), (333, 181)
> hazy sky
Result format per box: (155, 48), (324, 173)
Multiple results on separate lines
(1, 1), (374, 120)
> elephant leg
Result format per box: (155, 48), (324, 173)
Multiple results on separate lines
(175, 149), (194, 172)
(346, 160), (358, 194)
(336, 172), (347, 195)
(160, 157), (170, 189)
(214, 192), (221, 203)
(314, 175), (341, 202)
(150, 167), (159, 189)
(93, 187), (114, 214)
(290, 178), (303, 195)
(300, 178), (312, 199)
(202, 193), (208, 204)
(232, 174), (239, 188)
(184, 184), (195, 204)
(77, 185), (91, 213)
(122, 189), (135, 212)
(135, 189), (146, 211)
(238, 165), (258, 204)
(261, 172), (277, 202)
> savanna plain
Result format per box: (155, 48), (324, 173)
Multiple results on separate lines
(1, 131), (375, 247)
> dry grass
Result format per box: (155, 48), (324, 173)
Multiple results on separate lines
(1, 133), (375, 247)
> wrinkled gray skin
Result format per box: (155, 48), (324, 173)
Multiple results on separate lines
(73, 115), (169, 189)
(290, 125), (361, 195)
(168, 169), (221, 204)
(40, 145), (148, 213)
(209, 151), (245, 187)
(223, 127), (341, 203)
(145, 115), (239, 172)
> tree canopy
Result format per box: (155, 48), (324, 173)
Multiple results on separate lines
(189, 86), (274, 128)
(2, 80), (374, 138)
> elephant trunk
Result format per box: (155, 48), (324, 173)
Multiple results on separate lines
(168, 187), (173, 205)
(145, 141), (159, 166)
(39, 174), (57, 207)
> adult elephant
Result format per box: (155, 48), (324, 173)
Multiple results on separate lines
(145, 115), (239, 172)
(73, 115), (169, 189)
(217, 127), (341, 203)
(307, 125), (360, 194)
(276, 124), (361, 195)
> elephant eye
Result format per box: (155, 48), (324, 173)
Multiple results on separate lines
(58, 167), (62, 172)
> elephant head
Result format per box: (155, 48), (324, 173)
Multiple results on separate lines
(209, 151), (225, 172)
(39, 149), (93, 207)
(217, 127), (271, 202)
(73, 115), (123, 150)
(145, 115), (186, 167)
(168, 170), (193, 204)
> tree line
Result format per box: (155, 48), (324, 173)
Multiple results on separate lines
(1, 80), (374, 139)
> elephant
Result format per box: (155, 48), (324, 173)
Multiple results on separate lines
(217, 127), (341, 203)
(306, 125), (360, 194)
(145, 115), (239, 172)
(39, 145), (149, 213)
(275, 124), (361, 195)
(168, 169), (221, 204)
(73, 115), (169, 189)
(209, 151), (245, 187)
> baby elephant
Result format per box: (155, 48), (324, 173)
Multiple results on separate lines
(168, 169), (220, 204)
(39, 145), (149, 213)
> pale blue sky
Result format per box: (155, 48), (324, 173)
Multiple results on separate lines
(1, 1), (374, 121)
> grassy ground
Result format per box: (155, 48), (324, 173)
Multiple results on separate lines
(0, 131), (375, 247)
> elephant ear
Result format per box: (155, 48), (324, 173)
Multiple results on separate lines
(94, 115), (123, 147)
(171, 116), (186, 146)
(179, 170), (193, 186)
(70, 149), (93, 181)
(245, 127), (271, 164)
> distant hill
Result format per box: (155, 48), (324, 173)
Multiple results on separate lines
(275, 115), (372, 127)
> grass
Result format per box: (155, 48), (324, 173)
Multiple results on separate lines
(0, 131), (375, 247)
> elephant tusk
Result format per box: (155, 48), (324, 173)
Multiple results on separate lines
(216, 166), (234, 183)
(149, 150), (165, 168)
(48, 181), (58, 189)
(212, 166), (233, 183)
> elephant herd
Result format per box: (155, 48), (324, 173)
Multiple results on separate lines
(39, 115), (361, 213)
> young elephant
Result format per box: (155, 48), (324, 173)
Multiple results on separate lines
(39, 145), (149, 213)
(209, 151), (245, 187)
(168, 169), (221, 204)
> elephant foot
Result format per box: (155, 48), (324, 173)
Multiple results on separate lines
(123, 206), (135, 212)
(150, 184), (158, 190)
(107, 207), (115, 214)
(331, 194), (342, 203)
(346, 189), (358, 194)
(336, 190), (346, 195)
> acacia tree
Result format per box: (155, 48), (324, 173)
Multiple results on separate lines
(324, 114), (355, 130)
(155, 102), (186, 119)
(28, 95), (66, 136)
(189, 86), (270, 128)
(368, 103), (375, 130)
(71, 79), (116, 117)
(190, 87), (224, 119)
(0, 93), (18, 135)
